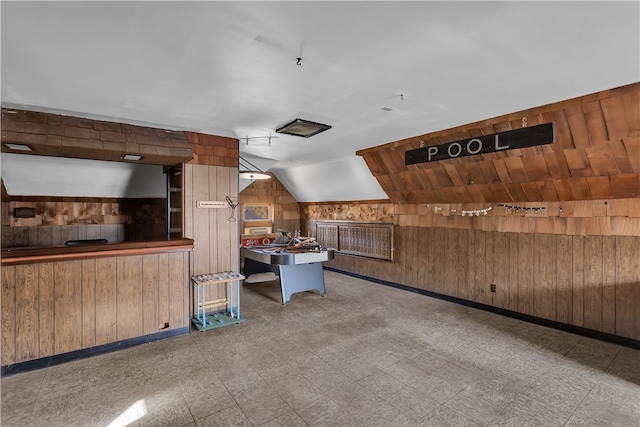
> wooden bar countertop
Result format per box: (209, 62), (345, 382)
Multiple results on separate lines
(1, 238), (194, 266)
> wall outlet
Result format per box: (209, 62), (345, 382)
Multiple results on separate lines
(490, 283), (497, 293)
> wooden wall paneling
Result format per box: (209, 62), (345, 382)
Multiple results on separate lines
(433, 228), (446, 295)
(169, 252), (186, 329)
(208, 167), (219, 276)
(601, 236), (616, 335)
(415, 227), (427, 291)
(407, 226), (418, 286)
(95, 258), (117, 345)
(59, 225), (79, 245)
(50, 226), (61, 247)
(564, 103), (592, 148)
(600, 88), (633, 140)
(28, 227), (38, 247)
(441, 228), (455, 297)
(615, 236), (640, 339)
(15, 264), (39, 361)
(533, 234), (557, 321)
(86, 225), (101, 240)
(183, 251), (191, 328)
(484, 231), (495, 306)
(13, 227), (29, 247)
(184, 163), (194, 241)
(38, 263), (55, 357)
(191, 164), (211, 275)
(1, 266), (16, 365)
(158, 253), (171, 330)
(581, 99), (608, 145)
(492, 232), (509, 309)
(517, 233), (534, 315)
(472, 230), (487, 304)
(582, 236), (603, 332)
(216, 167), (231, 271)
(555, 235), (573, 324)
(229, 166), (240, 272)
(116, 256), (143, 340)
(426, 227), (439, 293)
(623, 138), (640, 172)
(81, 259), (96, 348)
(572, 236), (585, 327)
(142, 254), (160, 335)
(54, 260), (83, 354)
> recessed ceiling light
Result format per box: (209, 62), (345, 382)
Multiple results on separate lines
(3, 143), (32, 151)
(121, 154), (143, 161)
(275, 118), (331, 138)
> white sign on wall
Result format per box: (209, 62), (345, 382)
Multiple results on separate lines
(196, 201), (228, 209)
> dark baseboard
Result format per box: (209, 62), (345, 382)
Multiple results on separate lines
(325, 266), (640, 350)
(1, 327), (190, 377)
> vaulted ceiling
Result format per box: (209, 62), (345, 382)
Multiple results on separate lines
(2, 1), (639, 202)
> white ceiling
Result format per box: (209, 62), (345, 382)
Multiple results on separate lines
(2, 1), (639, 202)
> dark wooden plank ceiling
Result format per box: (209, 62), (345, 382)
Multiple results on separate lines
(357, 83), (639, 204)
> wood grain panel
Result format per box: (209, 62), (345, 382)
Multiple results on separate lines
(357, 83), (639, 204)
(433, 228), (446, 294)
(582, 236), (603, 331)
(492, 232), (509, 309)
(116, 256), (143, 340)
(615, 236), (639, 339)
(517, 233), (534, 315)
(450, 228), (466, 299)
(1, 266), (16, 365)
(142, 254), (159, 335)
(571, 236), (585, 327)
(95, 257), (117, 345)
(54, 260), (83, 354)
(533, 234), (556, 320)
(158, 253), (170, 328)
(471, 230), (487, 303)
(15, 264), (39, 361)
(169, 252), (186, 329)
(555, 235), (573, 324)
(601, 237), (616, 335)
(81, 259), (96, 348)
(38, 263), (55, 357)
(190, 164), (211, 275)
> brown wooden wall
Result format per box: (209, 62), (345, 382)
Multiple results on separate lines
(306, 223), (640, 341)
(239, 176), (301, 235)
(302, 198), (640, 237)
(183, 132), (240, 305)
(357, 83), (640, 204)
(1, 108), (193, 165)
(2, 198), (167, 248)
(1, 251), (190, 365)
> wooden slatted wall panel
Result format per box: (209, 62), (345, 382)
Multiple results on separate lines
(183, 163), (240, 311)
(316, 223), (640, 341)
(357, 83), (640, 204)
(1, 250), (191, 365)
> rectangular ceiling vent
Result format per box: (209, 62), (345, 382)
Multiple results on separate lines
(275, 118), (331, 138)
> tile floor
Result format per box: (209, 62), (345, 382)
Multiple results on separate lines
(2, 270), (639, 427)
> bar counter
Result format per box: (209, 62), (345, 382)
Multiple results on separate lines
(1, 239), (194, 371)
(1, 238), (194, 266)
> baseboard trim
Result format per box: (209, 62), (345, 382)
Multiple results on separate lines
(1, 327), (190, 377)
(325, 267), (640, 350)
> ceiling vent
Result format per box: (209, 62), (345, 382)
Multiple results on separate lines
(275, 118), (331, 138)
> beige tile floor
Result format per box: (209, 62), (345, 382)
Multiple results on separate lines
(2, 270), (639, 427)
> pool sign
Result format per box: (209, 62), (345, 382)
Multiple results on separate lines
(405, 123), (555, 165)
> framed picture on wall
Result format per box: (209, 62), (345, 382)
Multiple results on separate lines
(243, 204), (271, 222)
